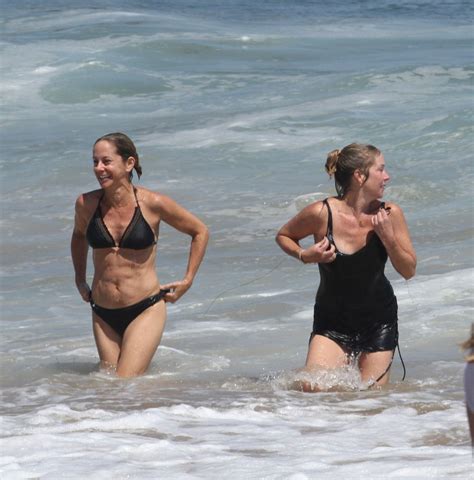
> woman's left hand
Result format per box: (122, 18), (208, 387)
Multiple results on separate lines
(371, 207), (395, 244)
(160, 279), (192, 303)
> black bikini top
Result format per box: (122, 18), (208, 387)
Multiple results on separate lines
(86, 189), (156, 250)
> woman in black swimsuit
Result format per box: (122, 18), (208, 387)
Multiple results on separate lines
(276, 143), (416, 390)
(71, 133), (209, 377)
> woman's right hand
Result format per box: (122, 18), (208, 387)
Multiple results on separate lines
(76, 281), (91, 302)
(301, 237), (336, 264)
(160, 279), (192, 304)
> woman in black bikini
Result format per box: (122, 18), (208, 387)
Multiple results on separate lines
(276, 143), (416, 390)
(71, 133), (209, 377)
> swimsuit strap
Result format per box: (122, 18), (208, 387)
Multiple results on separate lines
(132, 187), (140, 208)
(323, 198), (334, 240)
(97, 191), (105, 211)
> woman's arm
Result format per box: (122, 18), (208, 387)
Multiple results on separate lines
(275, 201), (336, 264)
(156, 194), (209, 303)
(372, 203), (416, 280)
(71, 194), (92, 302)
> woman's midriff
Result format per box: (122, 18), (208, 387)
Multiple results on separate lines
(91, 247), (160, 308)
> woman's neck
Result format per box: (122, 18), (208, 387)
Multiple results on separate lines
(342, 191), (379, 215)
(102, 182), (135, 208)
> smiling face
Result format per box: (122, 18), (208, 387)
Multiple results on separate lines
(363, 153), (390, 199)
(92, 140), (134, 188)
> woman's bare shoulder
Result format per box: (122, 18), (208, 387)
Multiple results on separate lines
(382, 201), (412, 231)
(384, 200), (404, 216)
(75, 189), (102, 210)
(134, 187), (180, 219)
(73, 190), (101, 230)
(301, 198), (329, 219)
(135, 186), (168, 206)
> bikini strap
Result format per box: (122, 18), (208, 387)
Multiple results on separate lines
(132, 187), (140, 208)
(96, 191), (105, 216)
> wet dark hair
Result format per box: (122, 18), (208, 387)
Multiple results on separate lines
(94, 132), (142, 181)
(325, 143), (381, 197)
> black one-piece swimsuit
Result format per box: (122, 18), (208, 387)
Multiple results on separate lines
(311, 199), (398, 353)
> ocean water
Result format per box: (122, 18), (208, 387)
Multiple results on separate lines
(1, 1), (473, 478)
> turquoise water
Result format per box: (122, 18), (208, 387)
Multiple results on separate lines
(1, 1), (473, 478)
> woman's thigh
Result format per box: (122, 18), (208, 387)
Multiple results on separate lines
(295, 335), (350, 392)
(92, 313), (122, 368)
(305, 334), (349, 369)
(358, 350), (394, 385)
(116, 300), (167, 377)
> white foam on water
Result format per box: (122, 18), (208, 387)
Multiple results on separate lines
(1, 395), (471, 479)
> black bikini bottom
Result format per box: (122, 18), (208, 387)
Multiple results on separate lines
(90, 289), (168, 337)
(311, 300), (398, 354)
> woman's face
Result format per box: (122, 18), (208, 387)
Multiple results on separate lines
(364, 154), (390, 199)
(92, 140), (130, 187)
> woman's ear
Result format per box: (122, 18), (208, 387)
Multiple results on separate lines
(126, 156), (135, 173)
(354, 169), (366, 187)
